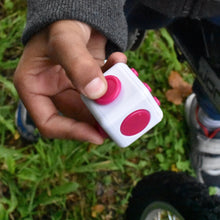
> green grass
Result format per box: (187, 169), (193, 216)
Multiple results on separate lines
(0, 1), (195, 219)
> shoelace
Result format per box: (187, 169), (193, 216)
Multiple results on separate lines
(196, 106), (220, 139)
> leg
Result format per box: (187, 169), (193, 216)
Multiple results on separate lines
(168, 17), (220, 191)
(193, 18), (220, 119)
(124, 2), (173, 50)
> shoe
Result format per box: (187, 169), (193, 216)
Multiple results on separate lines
(185, 94), (220, 192)
(15, 100), (39, 142)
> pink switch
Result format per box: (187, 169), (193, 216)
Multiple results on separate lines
(96, 123), (109, 138)
(131, 68), (139, 77)
(120, 109), (151, 136)
(143, 82), (152, 92)
(95, 75), (121, 105)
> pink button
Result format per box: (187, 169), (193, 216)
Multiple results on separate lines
(120, 109), (151, 136)
(154, 97), (161, 106)
(95, 75), (121, 105)
(131, 68), (139, 77)
(143, 82), (152, 92)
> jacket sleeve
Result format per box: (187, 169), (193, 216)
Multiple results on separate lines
(22, 0), (128, 53)
(140, 0), (220, 18)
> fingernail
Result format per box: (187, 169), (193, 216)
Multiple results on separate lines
(83, 77), (106, 99)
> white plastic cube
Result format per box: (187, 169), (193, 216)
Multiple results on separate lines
(81, 63), (163, 147)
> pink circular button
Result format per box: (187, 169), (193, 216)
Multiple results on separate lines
(95, 75), (121, 105)
(120, 109), (151, 136)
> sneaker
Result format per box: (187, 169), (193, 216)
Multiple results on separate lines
(15, 100), (39, 142)
(185, 94), (220, 192)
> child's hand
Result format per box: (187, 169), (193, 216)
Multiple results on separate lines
(14, 20), (127, 144)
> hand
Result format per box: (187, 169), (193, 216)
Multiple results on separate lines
(14, 20), (127, 144)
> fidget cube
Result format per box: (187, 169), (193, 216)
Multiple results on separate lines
(81, 63), (163, 147)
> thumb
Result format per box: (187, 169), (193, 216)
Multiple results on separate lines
(48, 20), (107, 99)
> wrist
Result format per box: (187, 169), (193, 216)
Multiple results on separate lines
(48, 20), (92, 44)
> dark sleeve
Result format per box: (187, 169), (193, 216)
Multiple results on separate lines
(140, 0), (220, 18)
(22, 0), (128, 53)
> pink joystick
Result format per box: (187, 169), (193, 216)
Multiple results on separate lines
(95, 75), (121, 105)
(120, 109), (151, 136)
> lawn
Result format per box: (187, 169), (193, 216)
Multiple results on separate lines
(0, 1), (195, 219)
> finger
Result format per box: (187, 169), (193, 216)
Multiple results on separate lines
(102, 52), (127, 72)
(15, 62), (103, 144)
(48, 20), (107, 99)
(23, 93), (104, 144)
(51, 88), (95, 124)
